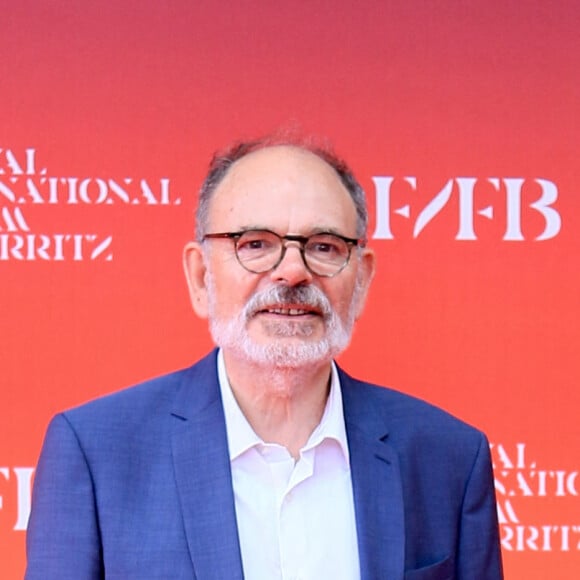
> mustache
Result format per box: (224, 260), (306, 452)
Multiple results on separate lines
(243, 285), (333, 320)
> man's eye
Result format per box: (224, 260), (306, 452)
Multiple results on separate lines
(246, 240), (266, 250)
(237, 234), (276, 252)
(238, 239), (264, 251)
(308, 238), (343, 255)
(311, 242), (336, 253)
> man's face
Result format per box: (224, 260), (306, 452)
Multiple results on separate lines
(185, 145), (375, 368)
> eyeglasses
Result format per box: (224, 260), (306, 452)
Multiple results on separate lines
(203, 229), (365, 277)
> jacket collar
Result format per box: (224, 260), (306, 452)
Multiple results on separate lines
(170, 350), (245, 579)
(340, 367), (406, 580)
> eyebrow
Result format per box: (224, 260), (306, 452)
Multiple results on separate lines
(309, 226), (350, 236)
(234, 225), (352, 237)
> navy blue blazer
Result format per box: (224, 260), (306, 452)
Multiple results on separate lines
(26, 350), (503, 579)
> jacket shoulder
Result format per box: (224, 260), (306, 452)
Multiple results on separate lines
(340, 370), (487, 449)
(59, 350), (219, 432)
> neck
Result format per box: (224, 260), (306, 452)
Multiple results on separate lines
(222, 349), (332, 459)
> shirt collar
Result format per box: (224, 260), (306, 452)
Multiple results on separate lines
(217, 349), (350, 463)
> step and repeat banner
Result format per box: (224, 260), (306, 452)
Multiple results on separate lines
(2, 2), (579, 578)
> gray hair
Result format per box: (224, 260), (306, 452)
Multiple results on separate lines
(195, 134), (368, 242)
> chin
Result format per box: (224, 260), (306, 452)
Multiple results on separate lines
(209, 311), (353, 369)
(236, 335), (349, 369)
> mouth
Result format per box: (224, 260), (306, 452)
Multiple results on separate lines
(257, 304), (321, 317)
(243, 285), (330, 324)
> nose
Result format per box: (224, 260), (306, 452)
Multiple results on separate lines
(270, 241), (313, 286)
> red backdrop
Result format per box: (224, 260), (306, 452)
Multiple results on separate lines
(2, 2), (579, 577)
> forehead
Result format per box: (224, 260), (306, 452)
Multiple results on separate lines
(207, 145), (357, 234)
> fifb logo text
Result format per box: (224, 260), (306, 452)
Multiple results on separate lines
(372, 176), (561, 241)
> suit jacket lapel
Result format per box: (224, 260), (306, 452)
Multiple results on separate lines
(168, 355), (405, 579)
(170, 351), (244, 580)
(341, 369), (406, 580)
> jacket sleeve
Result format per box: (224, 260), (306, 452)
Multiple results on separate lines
(456, 432), (504, 579)
(25, 413), (103, 580)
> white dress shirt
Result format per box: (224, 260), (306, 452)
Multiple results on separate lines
(217, 350), (361, 580)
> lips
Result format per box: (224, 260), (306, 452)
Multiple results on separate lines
(260, 305), (319, 316)
(243, 285), (331, 322)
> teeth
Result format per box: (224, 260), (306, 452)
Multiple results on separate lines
(268, 308), (309, 315)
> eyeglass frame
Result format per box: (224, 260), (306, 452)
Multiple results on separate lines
(202, 228), (366, 277)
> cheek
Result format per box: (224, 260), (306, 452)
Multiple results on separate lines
(321, 281), (355, 313)
(330, 268), (366, 313)
(207, 268), (261, 318)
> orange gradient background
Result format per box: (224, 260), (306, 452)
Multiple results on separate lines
(2, 2), (579, 578)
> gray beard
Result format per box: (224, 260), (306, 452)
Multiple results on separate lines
(206, 280), (359, 369)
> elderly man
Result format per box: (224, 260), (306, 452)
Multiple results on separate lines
(26, 138), (503, 579)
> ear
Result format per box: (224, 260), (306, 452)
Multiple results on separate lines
(183, 241), (209, 319)
(353, 247), (376, 320)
